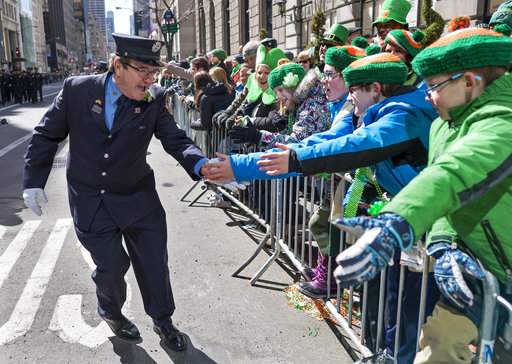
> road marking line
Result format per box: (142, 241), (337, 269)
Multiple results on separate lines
(0, 218), (73, 345)
(0, 90), (61, 112)
(0, 220), (42, 290)
(48, 243), (134, 348)
(0, 133), (33, 158)
(0, 226), (5, 240)
(49, 295), (112, 349)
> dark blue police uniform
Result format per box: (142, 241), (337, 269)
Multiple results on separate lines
(23, 35), (206, 333)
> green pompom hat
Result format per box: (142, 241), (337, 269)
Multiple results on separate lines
(351, 36), (369, 49)
(342, 53), (408, 87)
(320, 24), (349, 46)
(325, 46), (366, 71)
(207, 48), (227, 62)
(412, 28), (512, 79)
(268, 63), (306, 90)
(255, 44), (286, 70)
(385, 29), (425, 58)
(373, 0), (411, 26)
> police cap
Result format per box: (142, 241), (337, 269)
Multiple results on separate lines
(113, 33), (164, 66)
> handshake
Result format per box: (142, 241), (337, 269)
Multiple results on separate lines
(200, 154), (237, 184)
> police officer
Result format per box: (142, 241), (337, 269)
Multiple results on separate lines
(22, 34), (210, 351)
(34, 69), (44, 102)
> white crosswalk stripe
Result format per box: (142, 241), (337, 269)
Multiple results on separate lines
(0, 218), (73, 345)
(0, 218), (134, 348)
(0, 220), (42, 290)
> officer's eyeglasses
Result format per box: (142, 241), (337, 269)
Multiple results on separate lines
(122, 62), (160, 79)
(424, 73), (482, 99)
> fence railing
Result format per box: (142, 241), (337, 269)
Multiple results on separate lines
(169, 93), (511, 364)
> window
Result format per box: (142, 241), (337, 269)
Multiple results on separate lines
(223, 0), (231, 54)
(209, 0), (216, 49)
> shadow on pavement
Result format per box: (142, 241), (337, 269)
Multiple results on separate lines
(109, 337), (157, 364)
(158, 334), (217, 364)
(0, 197), (24, 226)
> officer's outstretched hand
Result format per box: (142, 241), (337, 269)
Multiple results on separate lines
(22, 188), (48, 216)
(332, 214), (414, 287)
(203, 153), (235, 183)
(427, 243), (484, 309)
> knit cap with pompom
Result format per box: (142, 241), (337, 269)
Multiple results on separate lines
(385, 29), (425, 58)
(325, 46), (366, 71)
(493, 23), (512, 37)
(342, 53), (408, 87)
(351, 36), (369, 49)
(365, 44), (382, 56)
(268, 63), (306, 90)
(412, 28), (512, 78)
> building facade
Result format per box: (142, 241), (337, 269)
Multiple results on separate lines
(106, 10), (115, 56)
(1, 0), (23, 69)
(193, 0), (507, 57)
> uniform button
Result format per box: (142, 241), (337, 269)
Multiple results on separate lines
(108, 134), (112, 139)
(104, 153), (109, 158)
(101, 171), (107, 176)
(100, 189), (105, 194)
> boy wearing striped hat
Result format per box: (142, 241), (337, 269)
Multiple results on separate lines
(333, 28), (512, 363)
(384, 29), (425, 86)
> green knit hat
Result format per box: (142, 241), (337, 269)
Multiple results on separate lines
(412, 28), (512, 79)
(325, 46), (366, 71)
(268, 63), (306, 90)
(385, 29), (425, 58)
(256, 44), (286, 70)
(320, 24), (349, 46)
(351, 36), (369, 49)
(490, 0), (512, 28)
(373, 0), (411, 26)
(207, 48), (227, 61)
(342, 53), (408, 87)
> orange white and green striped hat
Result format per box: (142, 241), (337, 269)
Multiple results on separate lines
(385, 29), (425, 58)
(342, 53), (408, 87)
(412, 28), (512, 79)
(324, 46), (366, 71)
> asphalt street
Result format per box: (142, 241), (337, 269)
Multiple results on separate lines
(0, 82), (353, 364)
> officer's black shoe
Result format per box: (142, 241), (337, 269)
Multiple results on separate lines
(101, 314), (141, 342)
(153, 321), (187, 351)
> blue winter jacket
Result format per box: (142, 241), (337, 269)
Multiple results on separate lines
(230, 95), (354, 181)
(289, 86), (437, 195)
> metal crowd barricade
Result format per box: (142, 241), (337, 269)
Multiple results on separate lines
(169, 93), (511, 363)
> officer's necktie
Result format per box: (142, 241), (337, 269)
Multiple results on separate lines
(111, 95), (129, 131)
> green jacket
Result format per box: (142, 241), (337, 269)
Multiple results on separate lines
(383, 72), (512, 283)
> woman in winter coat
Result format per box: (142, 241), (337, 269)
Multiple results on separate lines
(224, 45), (288, 133)
(190, 70), (234, 131)
(229, 63), (330, 148)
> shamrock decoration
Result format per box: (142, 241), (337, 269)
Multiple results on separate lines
(282, 72), (300, 89)
(143, 86), (156, 103)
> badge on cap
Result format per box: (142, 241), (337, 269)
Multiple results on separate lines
(152, 42), (162, 53)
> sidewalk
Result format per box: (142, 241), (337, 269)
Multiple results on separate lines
(147, 140), (354, 363)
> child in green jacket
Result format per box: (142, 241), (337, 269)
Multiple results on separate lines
(333, 28), (512, 363)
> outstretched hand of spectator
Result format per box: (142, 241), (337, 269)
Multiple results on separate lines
(257, 143), (291, 176)
(202, 153), (235, 183)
